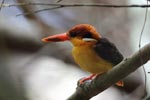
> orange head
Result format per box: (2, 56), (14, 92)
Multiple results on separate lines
(42, 24), (101, 46)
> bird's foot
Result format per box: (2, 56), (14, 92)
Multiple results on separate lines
(77, 73), (124, 87)
(78, 74), (97, 86)
(115, 80), (124, 87)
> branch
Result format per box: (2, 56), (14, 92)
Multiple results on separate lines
(1, 3), (150, 8)
(1, 3), (150, 16)
(16, 6), (62, 16)
(67, 43), (150, 100)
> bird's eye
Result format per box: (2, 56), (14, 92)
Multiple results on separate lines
(69, 32), (77, 37)
(83, 32), (93, 38)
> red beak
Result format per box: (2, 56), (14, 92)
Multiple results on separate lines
(42, 33), (69, 42)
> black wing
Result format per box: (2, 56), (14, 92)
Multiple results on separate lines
(94, 38), (123, 66)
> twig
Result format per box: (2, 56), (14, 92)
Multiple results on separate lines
(1, 3), (150, 16)
(0, 3), (149, 16)
(138, 0), (149, 99)
(139, 2), (148, 48)
(16, 6), (62, 16)
(67, 43), (150, 100)
(1, 3), (150, 8)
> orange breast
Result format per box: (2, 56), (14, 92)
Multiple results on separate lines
(72, 45), (113, 74)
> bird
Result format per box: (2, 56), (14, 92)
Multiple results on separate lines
(42, 24), (124, 86)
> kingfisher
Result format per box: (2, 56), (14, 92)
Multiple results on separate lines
(42, 24), (124, 86)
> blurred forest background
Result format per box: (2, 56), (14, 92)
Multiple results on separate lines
(0, 0), (150, 100)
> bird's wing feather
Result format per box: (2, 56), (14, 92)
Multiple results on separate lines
(94, 38), (123, 66)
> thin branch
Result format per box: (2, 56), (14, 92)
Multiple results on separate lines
(1, 3), (150, 8)
(16, 6), (62, 16)
(139, 2), (148, 48)
(1, 3), (150, 16)
(138, 0), (149, 98)
(67, 43), (150, 100)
